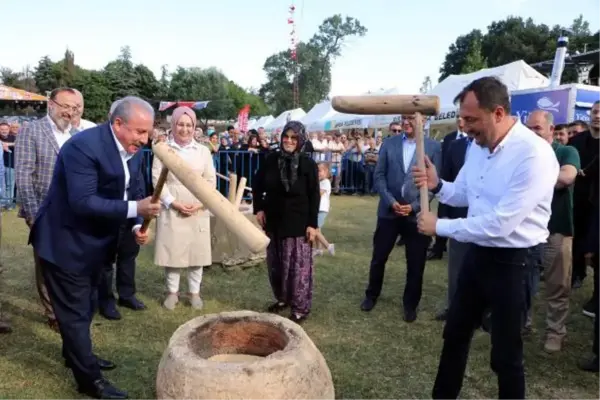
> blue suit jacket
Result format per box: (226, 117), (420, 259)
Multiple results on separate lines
(29, 123), (146, 271)
(441, 137), (470, 220)
(375, 134), (441, 220)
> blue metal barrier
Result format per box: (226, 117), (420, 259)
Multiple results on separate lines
(1, 149), (376, 206)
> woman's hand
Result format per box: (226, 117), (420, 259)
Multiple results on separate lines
(306, 227), (317, 243)
(256, 211), (266, 228)
(172, 201), (196, 217)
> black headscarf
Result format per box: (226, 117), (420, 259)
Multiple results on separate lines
(278, 121), (308, 192)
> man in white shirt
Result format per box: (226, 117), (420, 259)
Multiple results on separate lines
(413, 77), (559, 399)
(70, 89), (97, 134)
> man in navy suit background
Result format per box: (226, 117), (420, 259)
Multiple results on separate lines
(30, 96), (161, 399)
(435, 127), (472, 321)
(360, 114), (441, 322)
(428, 116), (467, 261)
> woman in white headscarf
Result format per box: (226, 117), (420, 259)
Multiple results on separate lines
(152, 106), (216, 310)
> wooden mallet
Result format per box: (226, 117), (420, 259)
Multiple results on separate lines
(331, 94), (440, 212)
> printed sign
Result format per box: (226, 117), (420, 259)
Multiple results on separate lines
(511, 89), (570, 124)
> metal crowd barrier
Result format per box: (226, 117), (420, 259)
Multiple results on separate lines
(0, 149), (378, 206)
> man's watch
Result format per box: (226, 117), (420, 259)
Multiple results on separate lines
(431, 180), (443, 195)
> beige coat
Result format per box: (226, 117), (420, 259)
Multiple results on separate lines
(152, 141), (216, 268)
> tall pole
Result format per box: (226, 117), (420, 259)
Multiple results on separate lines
(289, 2), (299, 108)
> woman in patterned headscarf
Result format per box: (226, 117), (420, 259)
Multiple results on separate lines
(252, 120), (320, 323)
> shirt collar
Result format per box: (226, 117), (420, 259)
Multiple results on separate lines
(109, 123), (130, 159)
(46, 115), (71, 135)
(402, 133), (416, 142)
(487, 117), (519, 157)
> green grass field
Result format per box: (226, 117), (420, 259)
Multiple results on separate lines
(0, 196), (597, 398)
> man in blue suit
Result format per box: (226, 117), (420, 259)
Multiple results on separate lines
(435, 130), (472, 321)
(427, 117), (467, 261)
(361, 114), (442, 322)
(30, 96), (161, 399)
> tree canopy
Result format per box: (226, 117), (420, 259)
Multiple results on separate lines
(1, 46), (269, 125)
(259, 14), (367, 115)
(438, 14), (598, 82)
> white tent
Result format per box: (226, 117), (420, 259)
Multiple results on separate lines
(248, 115), (274, 130)
(300, 101), (338, 132)
(264, 108), (306, 132)
(429, 60), (549, 125)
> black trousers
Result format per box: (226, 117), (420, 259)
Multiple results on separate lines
(41, 257), (103, 388)
(594, 255), (599, 358)
(98, 223), (140, 308)
(365, 217), (430, 311)
(573, 206), (592, 282)
(432, 245), (527, 399)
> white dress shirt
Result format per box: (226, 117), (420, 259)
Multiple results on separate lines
(402, 135), (416, 173)
(109, 125), (138, 221)
(47, 116), (72, 148)
(435, 119), (559, 248)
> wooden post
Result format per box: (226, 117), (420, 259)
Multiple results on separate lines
(228, 173), (237, 204)
(234, 177), (247, 208)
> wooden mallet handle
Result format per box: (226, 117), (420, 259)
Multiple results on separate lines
(331, 94), (440, 116)
(414, 113), (429, 213)
(139, 166), (169, 233)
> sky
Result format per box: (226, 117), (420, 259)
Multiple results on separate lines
(1, 0), (598, 98)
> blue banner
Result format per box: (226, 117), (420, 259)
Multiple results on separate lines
(511, 89), (571, 124)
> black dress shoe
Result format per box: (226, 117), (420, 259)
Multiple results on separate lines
(65, 356), (116, 371)
(579, 357), (599, 373)
(396, 238), (405, 246)
(360, 297), (377, 312)
(435, 309), (448, 321)
(403, 309), (417, 323)
(426, 250), (443, 261)
(118, 297), (146, 311)
(267, 302), (288, 313)
(289, 314), (308, 324)
(78, 378), (128, 399)
(100, 305), (122, 321)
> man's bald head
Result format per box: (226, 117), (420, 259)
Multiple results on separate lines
(526, 110), (554, 143)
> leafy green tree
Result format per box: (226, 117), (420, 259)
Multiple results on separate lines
(103, 46), (139, 100)
(0, 67), (24, 88)
(461, 38), (487, 73)
(439, 15), (598, 83)
(259, 14), (367, 115)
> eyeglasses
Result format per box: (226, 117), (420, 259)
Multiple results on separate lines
(52, 99), (81, 114)
(391, 129), (402, 133)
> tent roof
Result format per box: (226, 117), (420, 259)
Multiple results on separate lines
(300, 101), (338, 132)
(430, 60), (549, 109)
(0, 85), (47, 101)
(264, 108), (306, 132)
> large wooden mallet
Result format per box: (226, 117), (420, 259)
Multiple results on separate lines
(331, 94), (440, 212)
(152, 142), (270, 253)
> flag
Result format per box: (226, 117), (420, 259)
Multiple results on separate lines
(237, 104), (251, 133)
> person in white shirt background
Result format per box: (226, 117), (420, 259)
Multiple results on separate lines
(313, 162), (335, 257)
(70, 89), (97, 134)
(413, 76), (559, 400)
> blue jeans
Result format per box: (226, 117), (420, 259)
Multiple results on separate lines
(3, 167), (13, 207)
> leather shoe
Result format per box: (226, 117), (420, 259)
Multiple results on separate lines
(579, 357), (599, 373)
(47, 318), (60, 333)
(403, 308), (417, 323)
(0, 321), (12, 334)
(426, 250), (443, 261)
(118, 297), (146, 311)
(65, 356), (116, 371)
(360, 297), (377, 312)
(100, 304), (122, 321)
(78, 378), (128, 399)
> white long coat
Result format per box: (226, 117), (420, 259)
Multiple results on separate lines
(152, 141), (216, 268)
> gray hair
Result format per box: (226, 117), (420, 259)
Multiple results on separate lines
(530, 109), (554, 126)
(108, 98), (122, 117)
(109, 96), (154, 124)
